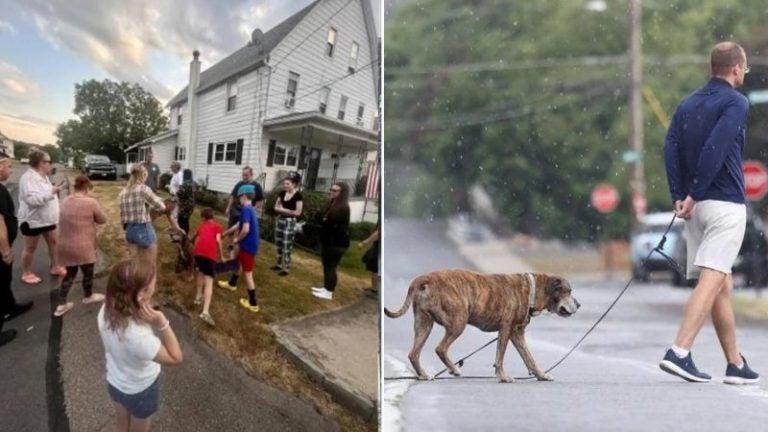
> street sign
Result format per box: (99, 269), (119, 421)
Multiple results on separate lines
(591, 183), (620, 213)
(743, 160), (768, 201)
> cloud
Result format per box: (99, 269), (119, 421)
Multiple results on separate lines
(16, 0), (318, 102)
(0, 112), (59, 145)
(0, 60), (42, 100)
(0, 20), (16, 35)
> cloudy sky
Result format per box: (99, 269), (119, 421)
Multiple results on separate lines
(0, 0), (381, 145)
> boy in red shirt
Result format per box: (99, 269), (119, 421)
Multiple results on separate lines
(191, 208), (223, 325)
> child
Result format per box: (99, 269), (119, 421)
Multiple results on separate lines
(191, 208), (223, 325)
(97, 259), (183, 432)
(221, 184), (260, 313)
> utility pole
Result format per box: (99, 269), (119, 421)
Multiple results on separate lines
(628, 0), (646, 226)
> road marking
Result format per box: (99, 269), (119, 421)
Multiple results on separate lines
(383, 353), (416, 432)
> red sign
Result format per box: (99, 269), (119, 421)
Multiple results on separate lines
(743, 160), (768, 201)
(591, 183), (620, 213)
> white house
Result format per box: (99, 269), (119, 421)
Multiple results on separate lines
(0, 130), (14, 159)
(126, 0), (380, 221)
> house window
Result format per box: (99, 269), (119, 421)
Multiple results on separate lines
(177, 106), (183, 126)
(326, 28), (337, 57)
(285, 72), (299, 109)
(175, 146), (186, 161)
(348, 42), (359, 74)
(318, 87), (330, 114)
(273, 145), (298, 166)
(227, 80), (238, 112)
(356, 103), (365, 126)
(214, 142), (237, 162)
(338, 95), (348, 121)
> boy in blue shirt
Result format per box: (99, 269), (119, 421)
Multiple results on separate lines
(221, 184), (260, 313)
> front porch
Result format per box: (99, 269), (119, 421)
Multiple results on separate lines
(263, 112), (380, 222)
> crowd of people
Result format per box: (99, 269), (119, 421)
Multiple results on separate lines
(0, 147), (374, 431)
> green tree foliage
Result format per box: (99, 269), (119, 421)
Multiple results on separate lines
(385, 0), (768, 241)
(55, 79), (168, 162)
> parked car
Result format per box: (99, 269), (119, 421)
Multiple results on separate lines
(631, 210), (768, 287)
(630, 212), (685, 284)
(82, 154), (117, 180)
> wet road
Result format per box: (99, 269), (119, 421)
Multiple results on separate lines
(382, 218), (768, 432)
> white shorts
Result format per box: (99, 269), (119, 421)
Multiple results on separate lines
(684, 200), (746, 279)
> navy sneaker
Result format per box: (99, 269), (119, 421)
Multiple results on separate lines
(724, 355), (760, 385)
(659, 349), (711, 382)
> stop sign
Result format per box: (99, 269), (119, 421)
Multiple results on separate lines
(743, 160), (768, 201)
(591, 183), (620, 213)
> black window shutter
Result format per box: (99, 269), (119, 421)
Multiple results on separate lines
(207, 143), (213, 164)
(266, 140), (276, 167)
(235, 139), (244, 165)
(298, 145), (307, 169)
(174, 147), (179, 160)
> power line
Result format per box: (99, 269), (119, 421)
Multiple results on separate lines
(265, 58), (378, 112)
(388, 83), (623, 133)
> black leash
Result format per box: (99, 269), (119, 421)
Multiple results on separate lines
(384, 213), (680, 382)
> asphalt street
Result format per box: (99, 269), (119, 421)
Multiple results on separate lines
(0, 164), (70, 432)
(382, 218), (768, 432)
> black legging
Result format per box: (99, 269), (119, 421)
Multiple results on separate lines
(321, 245), (347, 292)
(59, 264), (95, 304)
(178, 215), (190, 234)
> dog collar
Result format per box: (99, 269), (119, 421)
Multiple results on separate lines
(526, 273), (539, 316)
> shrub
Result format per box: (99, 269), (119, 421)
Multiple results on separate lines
(195, 183), (227, 212)
(349, 221), (376, 241)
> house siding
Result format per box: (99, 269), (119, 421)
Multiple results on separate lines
(266, 0), (378, 129)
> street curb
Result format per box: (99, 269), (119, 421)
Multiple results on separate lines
(273, 328), (377, 424)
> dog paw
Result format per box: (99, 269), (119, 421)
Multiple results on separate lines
(418, 374), (435, 381)
(498, 374), (515, 383)
(536, 373), (554, 381)
(449, 367), (462, 377)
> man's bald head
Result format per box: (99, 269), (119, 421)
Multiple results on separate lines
(711, 42), (746, 77)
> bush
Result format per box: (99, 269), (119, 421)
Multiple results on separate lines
(195, 183), (227, 212)
(159, 172), (172, 191)
(349, 221), (376, 241)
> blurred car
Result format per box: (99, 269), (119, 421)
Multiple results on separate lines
(631, 210), (768, 287)
(82, 154), (117, 180)
(447, 212), (492, 242)
(630, 212), (685, 284)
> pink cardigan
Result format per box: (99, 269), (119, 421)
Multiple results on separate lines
(58, 194), (107, 266)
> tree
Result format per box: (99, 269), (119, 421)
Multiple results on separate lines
(55, 79), (168, 162)
(385, 0), (768, 241)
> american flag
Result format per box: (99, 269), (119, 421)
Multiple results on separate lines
(365, 159), (379, 200)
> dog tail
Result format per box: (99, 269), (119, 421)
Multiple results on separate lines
(384, 275), (427, 318)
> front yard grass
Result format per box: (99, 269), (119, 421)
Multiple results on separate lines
(90, 179), (374, 431)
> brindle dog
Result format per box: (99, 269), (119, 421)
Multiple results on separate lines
(385, 269), (580, 383)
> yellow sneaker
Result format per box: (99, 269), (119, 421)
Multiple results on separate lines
(239, 298), (260, 313)
(217, 280), (236, 292)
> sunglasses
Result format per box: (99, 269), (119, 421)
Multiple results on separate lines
(330, 188), (341, 192)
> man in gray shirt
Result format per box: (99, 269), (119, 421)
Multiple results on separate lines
(140, 150), (161, 192)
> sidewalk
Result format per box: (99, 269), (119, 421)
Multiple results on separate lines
(59, 276), (340, 432)
(273, 294), (379, 423)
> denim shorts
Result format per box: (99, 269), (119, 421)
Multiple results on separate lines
(107, 377), (160, 419)
(125, 223), (157, 249)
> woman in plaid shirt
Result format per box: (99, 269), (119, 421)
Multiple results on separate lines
(119, 165), (166, 263)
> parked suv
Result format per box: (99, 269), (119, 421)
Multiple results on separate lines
(82, 154), (117, 180)
(631, 210), (768, 287)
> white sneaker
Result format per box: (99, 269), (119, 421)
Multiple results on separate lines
(311, 286), (326, 293)
(312, 288), (333, 300)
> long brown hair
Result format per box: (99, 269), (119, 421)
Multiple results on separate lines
(324, 182), (350, 218)
(104, 259), (156, 332)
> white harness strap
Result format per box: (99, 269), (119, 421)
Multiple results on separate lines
(526, 273), (539, 316)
